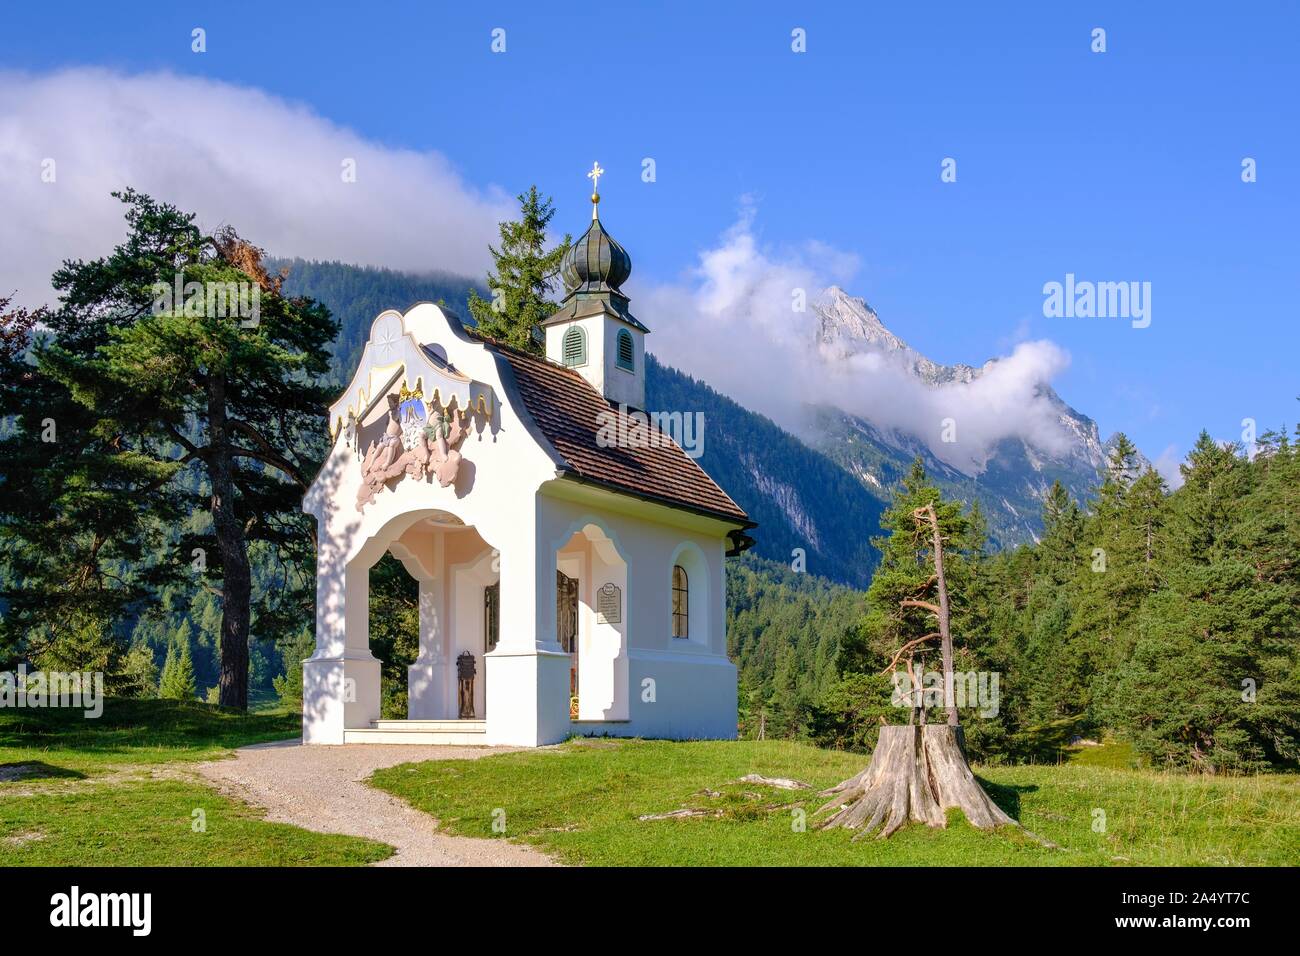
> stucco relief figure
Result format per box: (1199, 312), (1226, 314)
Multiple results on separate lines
(356, 392), (469, 510)
(425, 408), (467, 486)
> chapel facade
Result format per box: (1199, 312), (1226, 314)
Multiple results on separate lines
(302, 175), (754, 746)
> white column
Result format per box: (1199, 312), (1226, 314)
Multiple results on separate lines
(303, 556), (381, 744)
(581, 534), (629, 721)
(485, 498), (570, 745)
(407, 574), (448, 719)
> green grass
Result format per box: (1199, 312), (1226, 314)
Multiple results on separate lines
(0, 698), (301, 775)
(1065, 739), (1139, 769)
(1, 698), (391, 866)
(370, 738), (1300, 866)
(0, 779), (390, 866)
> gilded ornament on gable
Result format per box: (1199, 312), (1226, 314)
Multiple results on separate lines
(356, 388), (470, 510)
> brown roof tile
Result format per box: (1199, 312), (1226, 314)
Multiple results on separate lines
(482, 338), (751, 527)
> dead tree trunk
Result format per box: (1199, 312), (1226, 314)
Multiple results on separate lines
(819, 501), (1026, 840)
(920, 503), (959, 727)
(819, 725), (1016, 839)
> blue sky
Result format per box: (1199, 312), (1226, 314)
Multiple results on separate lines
(3, 1), (1297, 472)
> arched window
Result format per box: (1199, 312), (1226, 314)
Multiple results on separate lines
(484, 582), (500, 652)
(672, 564), (689, 639)
(562, 326), (587, 367)
(616, 329), (635, 371)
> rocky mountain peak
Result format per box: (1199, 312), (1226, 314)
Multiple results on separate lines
(815, 286), (902, 354)
(804, 283), (1121, 544)
(813, 286), (976, 386)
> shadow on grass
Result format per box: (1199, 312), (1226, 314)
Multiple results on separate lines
(0, 760), (86, 783)
(978, 777), (1038, 820)
(0, 698), (300, 758)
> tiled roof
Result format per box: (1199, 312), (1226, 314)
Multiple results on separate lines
(481, 338), (751, 528)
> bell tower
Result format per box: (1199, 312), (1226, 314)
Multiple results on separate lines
(542, 161), (648, 410)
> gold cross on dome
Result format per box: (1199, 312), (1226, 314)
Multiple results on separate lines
(587, 161), (604, 218)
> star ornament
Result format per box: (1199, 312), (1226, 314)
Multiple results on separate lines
(373, 315), (402, 362)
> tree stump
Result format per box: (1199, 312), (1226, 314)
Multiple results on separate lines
(818, 725), (1017, 840)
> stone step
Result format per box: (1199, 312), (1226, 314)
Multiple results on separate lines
(371, 719), (486, 733)
(342, 726), (490, 746)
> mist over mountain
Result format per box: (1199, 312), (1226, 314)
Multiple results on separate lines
(805, 287), (1143, 546)
(812, 287), (1105, 471)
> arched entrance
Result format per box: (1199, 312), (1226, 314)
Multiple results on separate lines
(554, 521), (629, 722)
(304, 505), (501, 741)
(382, 509), (498, 722)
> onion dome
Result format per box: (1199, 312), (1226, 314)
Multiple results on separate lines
(561, 217), (632, 298)
(543, 161), (649, 334)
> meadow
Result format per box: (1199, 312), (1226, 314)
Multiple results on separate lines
(4, 700), (1296, 867)
(370, 737), (1300, 866)
(0, 700), (390, 866)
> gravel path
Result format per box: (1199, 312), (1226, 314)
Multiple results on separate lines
(196, 740), (555, 867)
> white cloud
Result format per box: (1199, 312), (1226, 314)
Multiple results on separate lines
(641, 207), (1078, 475)
(0, 68), (512, 306)
(0, 69), (1084, 476)
(1152, 444), (1186, 490)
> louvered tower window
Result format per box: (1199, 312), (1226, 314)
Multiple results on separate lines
(562, 326), (587, 367)
(616, 329), (635, 371)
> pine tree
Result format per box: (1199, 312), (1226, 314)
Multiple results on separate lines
(158, 642), (174, 696)
(1, 276), (183, 670)
(467, 186), (571, 353)
(1103, 434), (1300, 771)
(119, 642), (160, 699)
(175, 636), (197, 700)
(12, 190), (338, 709)
(860, 460), (973, 713)
(159, 628), (197, 701)
(1063, 434), (1164, 725)
(819, 461), (1024, 839)
(1006, 481), (1085, 728)
(1171, 431), (1248, 564)
(1038, 479), (1084, 585)
(273, 626), (314, 709)
(769, 642), (807, 737)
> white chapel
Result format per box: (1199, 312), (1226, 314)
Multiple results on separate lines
(301, 170), (755, 747)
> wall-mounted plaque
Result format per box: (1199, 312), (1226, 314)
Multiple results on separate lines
(596, 583), (622, 624)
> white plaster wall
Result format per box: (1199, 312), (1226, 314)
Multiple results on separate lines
(600, 315), (645, 410)
(668, 540), (711, 649)
(559, 529), (629, 721)
(393, 526), (446, 722)
(539, 488), (737, 743)
(544, 315), (604, 395)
